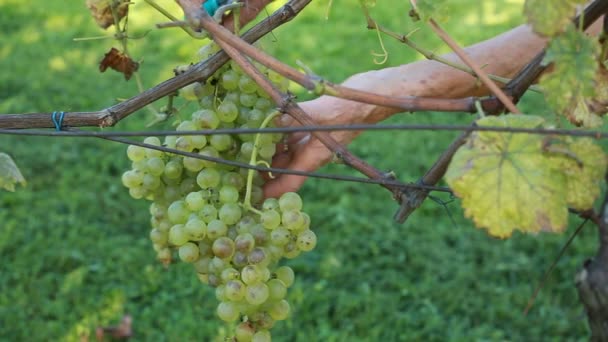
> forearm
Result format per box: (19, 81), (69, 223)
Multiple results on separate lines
(312, 19), (602, 125)
(310, 25), (545, 125)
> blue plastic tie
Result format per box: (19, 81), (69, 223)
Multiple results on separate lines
(203, 0), (232, 17)
(51, 111), (65, 131)
(203, 0), (220, 16)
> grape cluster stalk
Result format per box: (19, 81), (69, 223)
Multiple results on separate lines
(121, 45), (316, 342)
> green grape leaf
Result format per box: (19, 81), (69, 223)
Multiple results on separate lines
(445, 115), (606, 238)
(412, 0), (449, 22)
(540, 25), (603, 127)
(546, 137), (608, 210)
(524, 0), (586, 37)
(0, 153), (26, 192)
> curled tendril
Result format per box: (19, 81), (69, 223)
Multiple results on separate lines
(256, 160), (275, 179)
(371, 25), (388, 65)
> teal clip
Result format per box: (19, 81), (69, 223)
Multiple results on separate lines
(51, 111), (65, 131)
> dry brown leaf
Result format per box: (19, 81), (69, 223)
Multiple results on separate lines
(86, 0), (130, 29)
(99, 47), (139, 80)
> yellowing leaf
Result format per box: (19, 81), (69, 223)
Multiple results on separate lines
(447, 115), (607, 238)
(540, 25), (603, 127)
(446, 115), (568, 238)
(524, 0), (586, 37)
(0, 153), (26, 192)
(545, 137), (608, 210)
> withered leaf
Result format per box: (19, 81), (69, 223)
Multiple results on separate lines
(86, 0), (130, 29)
(99, 47), (139, 80)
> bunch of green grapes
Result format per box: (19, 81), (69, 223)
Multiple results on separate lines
(121, 50), (315, 342)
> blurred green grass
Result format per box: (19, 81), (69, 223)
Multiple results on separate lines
(0, 0), (598, 341)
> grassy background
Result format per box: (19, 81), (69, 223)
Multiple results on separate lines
(0, 0), (599, 340)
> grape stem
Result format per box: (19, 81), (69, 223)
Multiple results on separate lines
(242, 111), (281, 215)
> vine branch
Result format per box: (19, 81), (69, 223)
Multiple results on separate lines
(194, 9), (406, 198)
(0, 0), (313, 129)
(576, 172), (608, 341)
(183, 1), (506, 115)
(395, 0), (608, 223)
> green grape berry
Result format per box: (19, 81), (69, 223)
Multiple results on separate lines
(169, 224), (189, 246)
(241, 265), (261, 285)
(225, 280), (246, 301)
(221, 70), (239, 90)
(184, 217), (207, 241)
(297, 229), (317, 252)
(279, 192), (303, 212)
(261, 210), (281, 230)
(274, 266), (294, 288)
(185, 191), (205, 211)
(217, 101), (239, 123)
(235, 322), (255, 342)
(212, 236), (235, 259)
(235, 233), (255, 252)
(192, 109), (220, 129)
(245, 282), (269, 305)
(196, 168), (221, 189)
(217, 301), (240, 322)
(146, 157), (165, 177)
(267, 279), (287, 302)
(179, 242), (200, 262)
(239, 75), (258, 94)
(168, 200), (190, 224)
(268, 299), (290, 321)
(126, 144), (146, 162)
(219, 203), (242, 225)
(252, 330), (271, 342)
(207, 219), (228, 240)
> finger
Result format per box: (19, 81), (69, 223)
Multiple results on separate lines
(263, 170), (308, 199)
(260, 131), (308, 181)
(263, 142), (331, 198)
(271, 114), (305, 146)
(286, 131), (310, 146)
(261, 150), (292, 181)
(259, 132), (309, 182)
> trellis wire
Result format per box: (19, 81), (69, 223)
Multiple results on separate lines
(0, 123), (607, 138)
(2, 121), (605, 193)
(98, 133), (451, 193)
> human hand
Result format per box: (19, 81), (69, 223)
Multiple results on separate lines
(263, 96), (376, 198)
